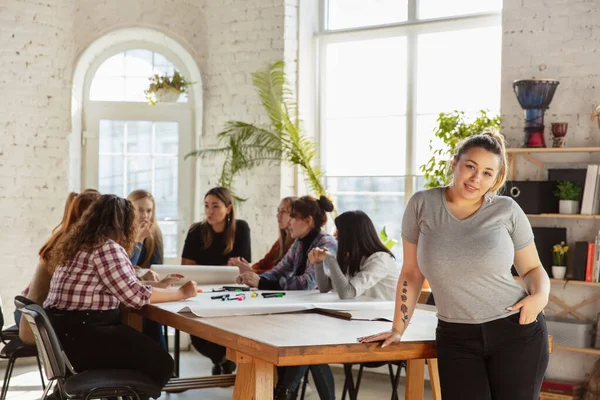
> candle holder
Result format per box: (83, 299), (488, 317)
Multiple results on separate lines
(551, 122), (568, 148)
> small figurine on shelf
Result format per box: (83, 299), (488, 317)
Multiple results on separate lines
(553, 180), (582, 215)
(550, 122), (568, 148)
(551, 241), (568, 279)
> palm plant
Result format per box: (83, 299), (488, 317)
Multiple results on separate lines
(186, 61), (326, 199)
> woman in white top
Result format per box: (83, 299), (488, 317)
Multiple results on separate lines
(310, 210), (397, 301)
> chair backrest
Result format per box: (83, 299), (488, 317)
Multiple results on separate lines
(21, 304), (66, 380)
(14, 295), (36, 311)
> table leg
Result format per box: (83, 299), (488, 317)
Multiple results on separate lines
(405, 359), (425, 400)
(229, 350), (274, 400)
(427, 359), (441, 400)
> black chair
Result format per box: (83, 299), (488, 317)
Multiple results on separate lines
(341, 361), (406, 400)
(20, 304), (162, 400)
(0, 295), (45, 400)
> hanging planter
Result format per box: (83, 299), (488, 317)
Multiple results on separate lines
(144, 70), (191, 106)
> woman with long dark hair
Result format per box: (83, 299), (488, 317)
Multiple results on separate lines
(311, 210), (398, 301)
(181, 186), (251, 375)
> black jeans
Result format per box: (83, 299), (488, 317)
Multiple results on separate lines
(436, 312), (549, 400)
(47, 308), (174, 388)
(191, 335), (226, 365)
(277, 364), (335, 400)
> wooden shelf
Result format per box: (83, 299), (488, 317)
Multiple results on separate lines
(507, 147), (600, 154)
(526, 214), (600, 219)
(554, 345), (600, 356)
(549, 279), (600, 287)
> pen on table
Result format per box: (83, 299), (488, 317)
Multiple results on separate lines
(211, 294), (230, 300)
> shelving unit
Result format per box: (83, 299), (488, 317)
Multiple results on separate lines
(526, 214), (600, 219)
(554, 345), (600, 356)
(507, 147), (600, 180)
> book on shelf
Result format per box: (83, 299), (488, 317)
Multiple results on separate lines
(580, 164), (600, 215)
(570, 238), (600, 282)
(541, 379), (584, 397)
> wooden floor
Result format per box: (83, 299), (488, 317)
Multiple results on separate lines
(0, 349), (434, 399)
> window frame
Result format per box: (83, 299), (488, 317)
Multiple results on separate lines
(82, 44), (195, 262)
(317, 0), (502, 204)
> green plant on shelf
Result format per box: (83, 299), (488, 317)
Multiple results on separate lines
(553, 180), (582, 201)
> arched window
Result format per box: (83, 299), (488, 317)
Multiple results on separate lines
(82, 47), (194, 261)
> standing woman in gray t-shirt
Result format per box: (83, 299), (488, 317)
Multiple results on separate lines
(360, 131), (550, 400)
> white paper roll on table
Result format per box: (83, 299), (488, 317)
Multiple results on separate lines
(150, 265), (239, 285)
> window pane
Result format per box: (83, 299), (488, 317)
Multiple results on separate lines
(158, 221), (178, 259)
(126, 121), (153, 154)
(327, 176), (408, 264)
(325, 38), (407, 119)
(325, 117), (406, 176)
(418, 0), (501, 19)
(99, 155), (124, 196)
(155, 122), (179, 155)
(99, 120), (125, 154)
(125, 49), (153, 77)
(90, 49), (188, 103)
(90, 77), (125, 101)
(125, 77), (151, 102)
(415, 114), (446, 173)
(327, 0), (408, 30)
(155, 157), (178, 220)
(94, 53), (124, 78)
(416, 27), (501, 114)
(126, 157), (152, 193)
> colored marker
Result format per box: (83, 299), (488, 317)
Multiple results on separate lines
(212, 294), (230, 300)
(197, 288), (203, 293)
(262, 293), (285, 298)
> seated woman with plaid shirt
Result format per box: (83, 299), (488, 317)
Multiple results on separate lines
(43, 194), (197, 395)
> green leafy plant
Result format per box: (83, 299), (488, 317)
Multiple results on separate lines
(420, 110), (501, 188)
(379, 226), (398, 250)
(553, 180), (582, 201)
(186, 61), (326, 200)
(144, 70), (191, 106)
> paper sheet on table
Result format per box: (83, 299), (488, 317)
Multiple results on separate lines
(150, 265), (238, 285)
(154, 290), (395, 318)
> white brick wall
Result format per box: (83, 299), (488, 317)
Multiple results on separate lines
(0, 0), (298, 318)
(502, 0), (600, 381)
(0, 0), (74, 319)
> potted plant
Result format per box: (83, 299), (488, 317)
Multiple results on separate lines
(552, 241), (569, 279)
(186, 61), (326, 200)
(553, 180), (582, 214)
(420, 110), (501, 188)
(144, 70), (191, 106)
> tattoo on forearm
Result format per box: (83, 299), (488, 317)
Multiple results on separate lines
(400, 281), (409, 328)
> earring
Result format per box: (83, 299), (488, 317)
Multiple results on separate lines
(227, 214), (231, 223)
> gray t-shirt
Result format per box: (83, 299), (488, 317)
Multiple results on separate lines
(402, 187), (533, 324)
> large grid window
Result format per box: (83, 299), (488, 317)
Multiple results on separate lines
(320, 0), (502, 261)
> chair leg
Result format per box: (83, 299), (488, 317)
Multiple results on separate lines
(299, 368), (310, 400)
(390, 362), (404, 400)
(163, 325), (169, 352)
(0, 354), (17, 400)
(355, 364), (365, 394)
(35, 353), (46, 390)
(40, 379), (55, 400)
(174, 329), (180, 377)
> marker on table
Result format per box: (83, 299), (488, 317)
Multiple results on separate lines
(262, 293), (285, 298)
(211, 294), (230, 300)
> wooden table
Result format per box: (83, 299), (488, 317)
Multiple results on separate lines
(127, 305), (439, 400)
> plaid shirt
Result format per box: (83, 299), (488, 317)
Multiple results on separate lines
(44, 240), (152, 311)
(260, 231), (337, 290)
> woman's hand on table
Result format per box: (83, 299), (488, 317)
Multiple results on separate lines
(178, 281), (198, 299)
(358, 329), (403, 348)
(237, 272), (260, 288)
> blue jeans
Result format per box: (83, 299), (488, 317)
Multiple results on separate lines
(14, 309), (21, 326)
(278, 364), (335, 400)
